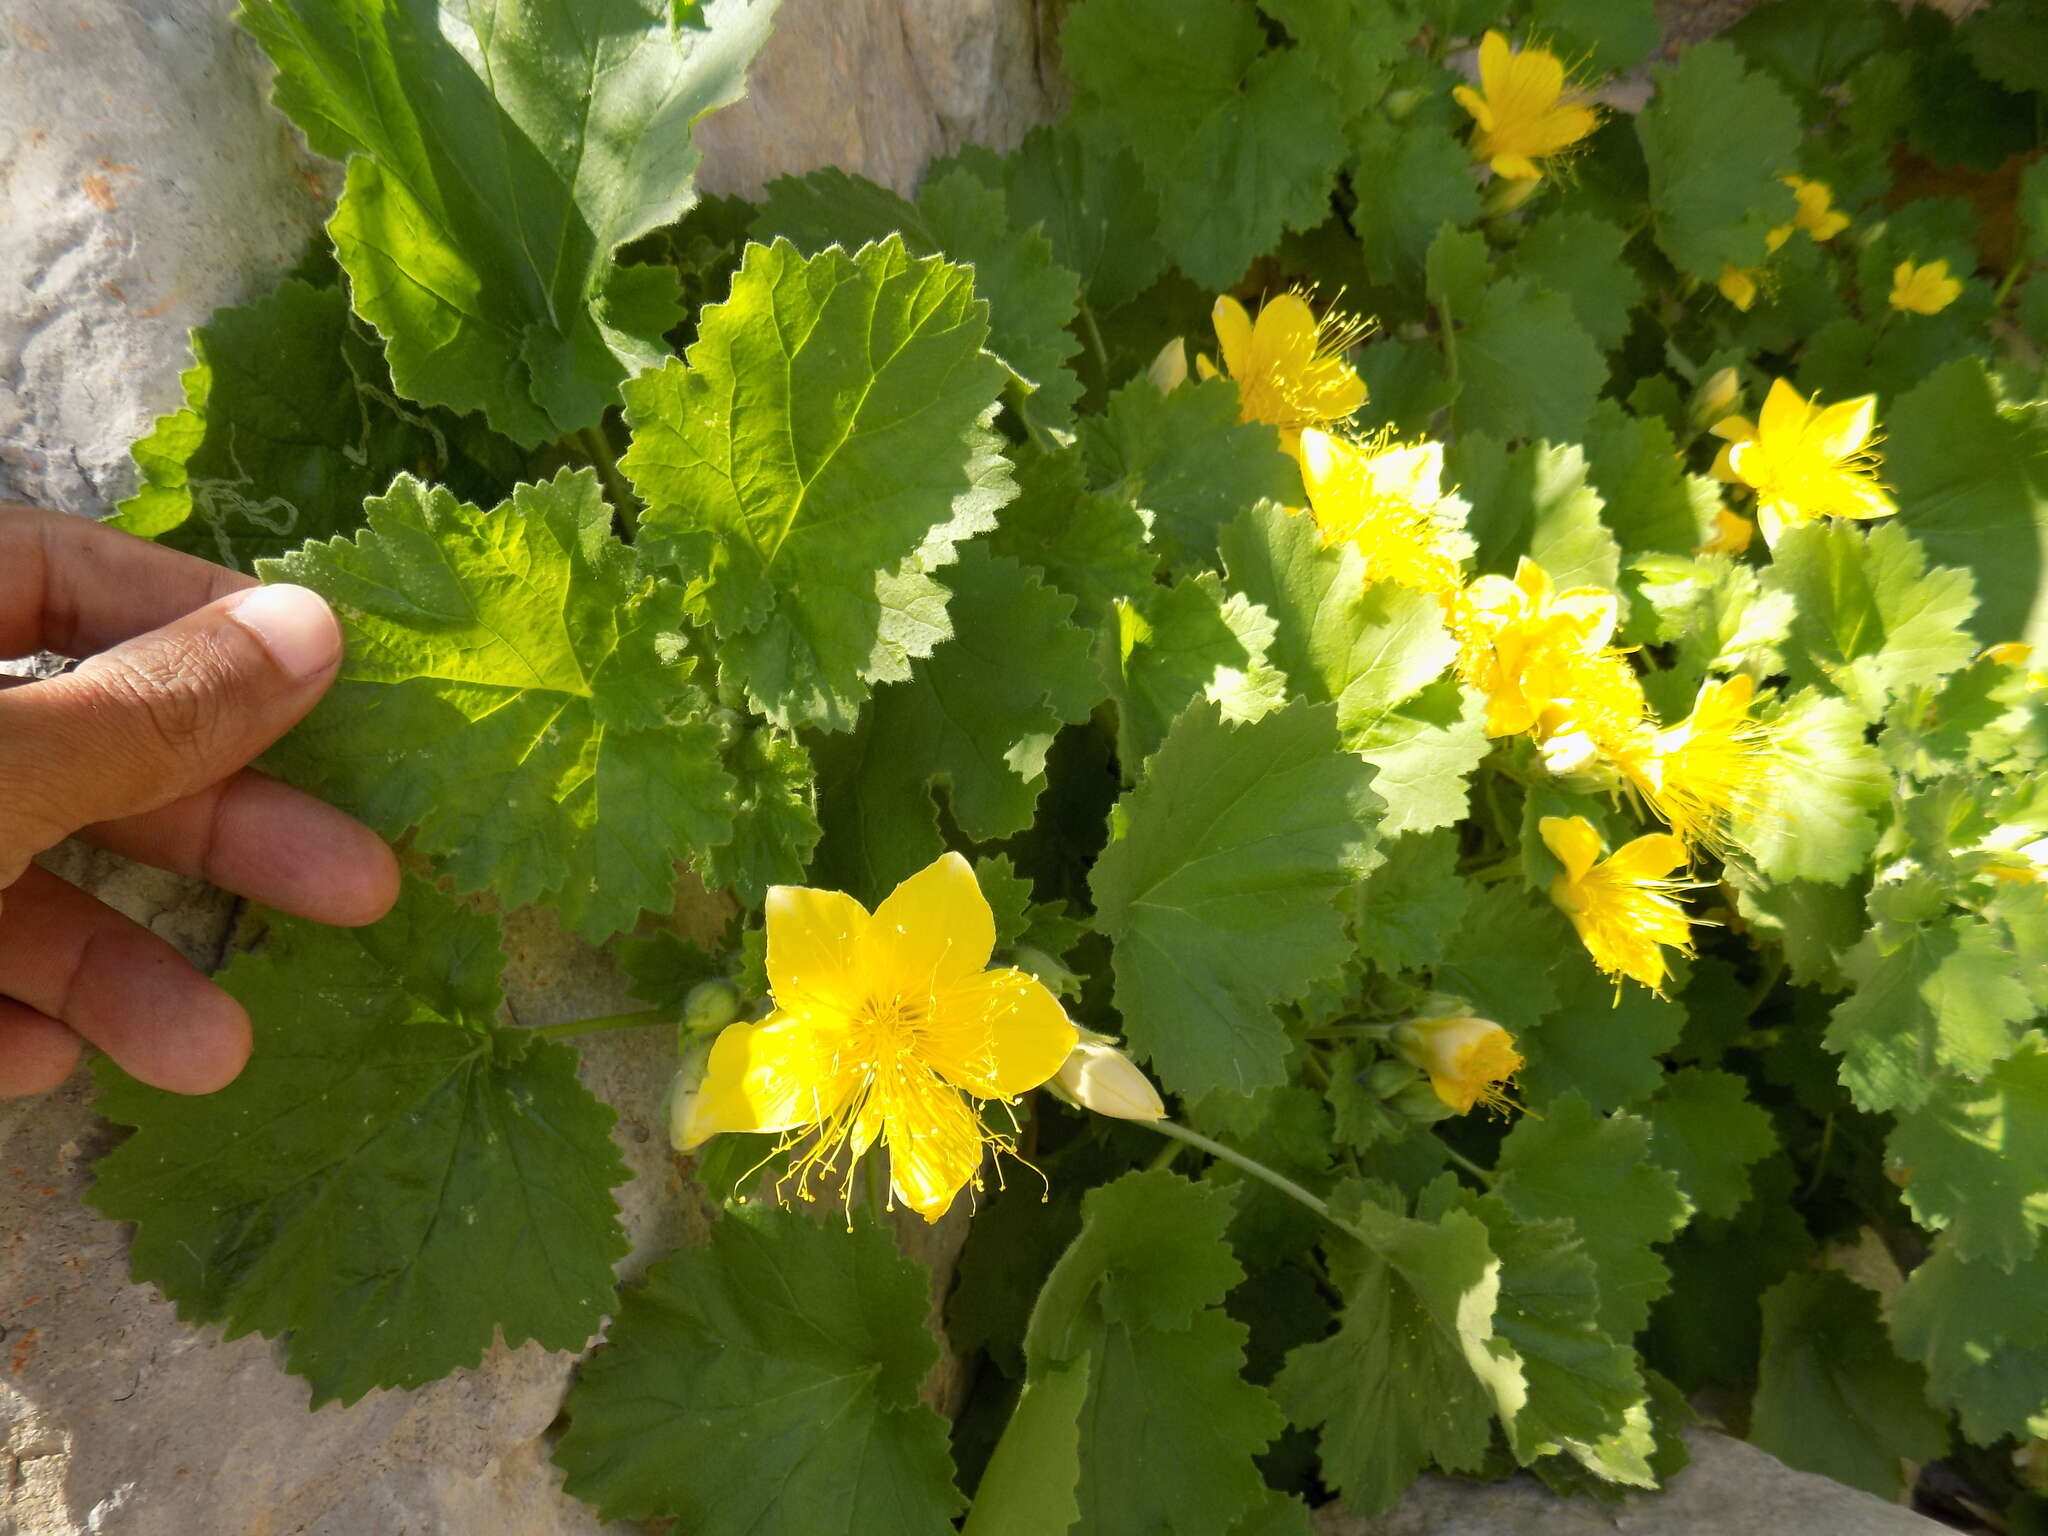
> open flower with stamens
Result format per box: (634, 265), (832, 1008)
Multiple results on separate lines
(1448, 557), (1621, 738)
(1641, 674), (1771, 851)
(1197, 292), (1369, 451)
(1452, 31), (1598, 181)
(1709, 379), (1895, 545)
(1392, 1014), (1524, 1115)
(1541, 815), (1696, 993)
(674, 853), (1076, 1222)
(1297, 429), (1473, 596)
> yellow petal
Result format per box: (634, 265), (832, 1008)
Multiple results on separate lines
(764, 883), (871, 1011)
(1708, 413), (1757, 444)
(1477, 30), (1512, 97)
(1452, 82), (1493, 131)
(1211, 296), (1254, 379)
(1807, 394), (1876, 461)
(1758, 378), (1811, 441)
(1297, 427), (1344, 500)
(868, 850), (996, 996)
(882, 1080), (985, 1222)
(1491, 153), (1543, 181)
(1195, 352), (1221, 381)
(1539, 814), (1604, 885)
(679, 1013), (855, 1150)
(926, 967), (1077, 1099)
(1602, 832), (1690, 883)
(1250, 292), (1318, 372)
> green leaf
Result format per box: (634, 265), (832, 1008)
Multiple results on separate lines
(1448, 1187), (1652, 1480)
(1629, 554), (1794, 691)
(986, 121), (1169, 312)
(1434, 884), (1571, 1036)
(1220, 501), (1459, 734)
(1351, 827), (1471, 976)
(1024, 1172), (1283, 1536)
(112, 278), (445, 568)
(1825, 917), (2034, 1114)
(1887, 360), (2048, 652)
(1637, 41), (1802, 281)
(1346, 680), (1491, 835)
(812, 547), (1102, 903)
(553, 1207), (960, 1531)
(1750, 1270), (1948, 1500)
(1349, 112), (1483, 288)
(962, 1357), (1090, 1536)
(1767, 521), (1979, 719)
(622, 237), (1013, 731)
(702, 724), (821, 905)
(1062, 0), (1347, 289)
(1091, 699), (1383, 1098)
(1454, 436), (1620, 593)
(1082, 379), (1300, 573)
(1274, 1188), (1519, 1514)
(87, 878), (629, 1407)
(1644, 1067), (1781, 1221)
(1732, 689), (1890, 886)
(1449, 280), (1607, 446)
(1890, 1035), (2048, 1270)
(1891, 1236), (2048, 1444)
(988, 450), (1159, 635)
(1103, 573), (1287, 766)
(1527, 0), (1658, 71)
(1495, 1093), (1693, 1338)
(1516, 956), (1687, 1114)
(263, 469), (731, 941)
(239, 0), (772, 444)
(1509, 214), (1644, 352)
(1260, 0), (1411, 106)
(1582, 402), (1720, 560)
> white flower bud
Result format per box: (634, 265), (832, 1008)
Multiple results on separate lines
(1692, 367), (1741, 427)
(665, 1037), (715, 1151)
(1146, 337), (1189, 394)
(1053, 1037), (1165, 1121)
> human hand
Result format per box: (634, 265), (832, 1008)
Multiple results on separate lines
(0, 505), (400, 1097)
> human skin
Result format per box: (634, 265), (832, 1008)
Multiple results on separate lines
(0, 505), (400, 1096)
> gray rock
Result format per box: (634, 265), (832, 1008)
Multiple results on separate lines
(1309, 1431), (1948, 1535)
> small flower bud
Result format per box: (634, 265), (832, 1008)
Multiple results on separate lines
(1391, 1015), (1523, 1115)
(1383, 86), (1426, 123)
(682, 978), (741, 1034)
(1146, 337), (1189, 394)
(1482, 175), (1541, 216)
(1052, 1036), (1165, 1121)
(666, 1037), (715, 1151)
(1692, 367), (1741, 427)
(1389, 1079), (1458, 1123)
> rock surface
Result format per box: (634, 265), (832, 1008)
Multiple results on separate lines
(1310, 1431), (1947, 1535)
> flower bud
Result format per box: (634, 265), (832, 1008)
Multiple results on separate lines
(1390, 1015), (1523, 1115)
(1691, 367), (1740, 427)
(1052, 1036), (1165, 1121)
(682, 978), (741, 1034)
(666, 1036), (715, 1150)
(1147, 337), (1189, 394)
(1389, 1079), (1458, 1123)
(1382, 86), (1426, 122)
(1482, 175), (1541, 216)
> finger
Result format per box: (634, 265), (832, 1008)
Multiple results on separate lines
(0, 583), (342, 859)
(80, 769), (400, 928)
(0, 1000), (84, 1097)
(0, 864), (250, 1094)
(0, 504), (253, 660)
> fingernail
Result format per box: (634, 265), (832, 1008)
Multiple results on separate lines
(226, 584), (341, 680)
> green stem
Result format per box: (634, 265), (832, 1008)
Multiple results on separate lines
(1438, 1142), (1498, 1188)
(1079, 302), (1113, 388)
(1143, 1120), (1335, 1222)
(576, 424), (641, 536)
(530, 1008), (666, 1043)
(1993, 260), (2029, 310)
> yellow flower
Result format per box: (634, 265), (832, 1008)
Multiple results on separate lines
(1541, 815), (1696, 993)
(1784, 176), (1849, 242)
(1698, 505), (1756, 557)
(1890, 258), (1963, 316)
(1196, 292), (1368, 450)
(1392, 1015), (1524, 1115)
(675, 852), (1077, 1222)
(1297, 428), (1473, 596)
(1717, 264), (1761, 312)
(1449, 557), (1620, 738)
(1709, 379), (1895, 544)
(1642, 674), (1770, 851)
(1535, 647), (1659, 794)
(1453, 31), (1598, 181)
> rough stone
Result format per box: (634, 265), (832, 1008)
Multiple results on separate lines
(1309, 1431), (1949, 1536)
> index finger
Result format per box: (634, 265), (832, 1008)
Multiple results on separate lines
(0, 504), (254, 660)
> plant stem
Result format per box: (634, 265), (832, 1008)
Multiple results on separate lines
(576, 424), (641, 536)
(530, 1008), (666, 1043)
(1079, 301), (1113, 388)
(1438, 1142), (1497, 1188)
(1142, 1120), (1334, 1221)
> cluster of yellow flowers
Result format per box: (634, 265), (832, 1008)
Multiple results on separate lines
(1713, 174), (1962, 320)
